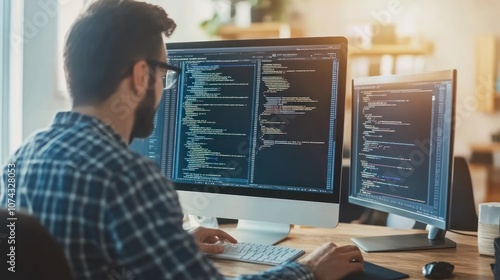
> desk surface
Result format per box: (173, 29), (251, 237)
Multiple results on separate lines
(213, 223), (494, 279)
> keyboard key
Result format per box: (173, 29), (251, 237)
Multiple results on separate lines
(206, 242), (305, 266)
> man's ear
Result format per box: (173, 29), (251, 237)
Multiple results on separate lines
(131, 60), (150, 98)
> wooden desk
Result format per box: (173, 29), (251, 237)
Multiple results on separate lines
(213, 223), (494, 279)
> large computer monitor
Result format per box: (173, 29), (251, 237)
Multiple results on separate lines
(130, 37), (348, 244)
(349, 69), (457, 252)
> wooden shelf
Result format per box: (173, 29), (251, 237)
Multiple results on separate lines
(470, 142), (500, 153)
(349, 42), (433, 56)
(217, 22), (302, 40)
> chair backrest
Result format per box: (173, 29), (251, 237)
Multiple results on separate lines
(449, 156), (478, 231)
(0, 209), (75, 280)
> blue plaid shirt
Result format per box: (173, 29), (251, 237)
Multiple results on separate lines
(1, 111), (313, 280)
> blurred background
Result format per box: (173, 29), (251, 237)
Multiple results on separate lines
(1, 0), (500, 209)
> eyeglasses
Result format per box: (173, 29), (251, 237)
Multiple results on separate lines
(145, 59), (181, 90)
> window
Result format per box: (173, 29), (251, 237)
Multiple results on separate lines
(1, 0), (11, 163)
(1, 0), (23, 163)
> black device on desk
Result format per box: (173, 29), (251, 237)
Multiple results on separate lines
(422, 261), (454, 279)
(343, 261), (409, 280)
(349, 70), (458, 252)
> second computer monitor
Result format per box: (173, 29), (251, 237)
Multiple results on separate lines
(131, 37), (348, 244)
(349, 69), (457, 252)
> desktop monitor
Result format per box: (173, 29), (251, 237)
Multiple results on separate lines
(130, 37), (348, 244)
(349, 69), (457, 252)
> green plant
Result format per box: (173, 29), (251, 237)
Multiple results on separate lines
(199, 0), (291, 37)
(200, 13), (224, 37)
(251, 0), (287, 22)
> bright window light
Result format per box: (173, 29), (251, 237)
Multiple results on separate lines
(57, 0), (86, 98)
(9, 0), (23, 156)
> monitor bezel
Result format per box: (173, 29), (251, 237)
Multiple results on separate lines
(165, 36), (348, 204)
(348, 69), (457, 230)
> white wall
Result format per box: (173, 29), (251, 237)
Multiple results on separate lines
(152, 0), (213, 43)
(22, 0), (70, 140)
(299, 0), (500, 156)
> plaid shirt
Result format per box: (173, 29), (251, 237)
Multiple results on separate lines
(1, 111), (313, 280)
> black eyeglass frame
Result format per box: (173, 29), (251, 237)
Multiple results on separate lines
(145, 59), (181, 90)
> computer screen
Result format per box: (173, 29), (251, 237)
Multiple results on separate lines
(349, 69), (457, 252)
(130, 37), (348, 244)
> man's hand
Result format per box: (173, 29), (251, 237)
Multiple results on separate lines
(189, 227), (238, 254)
(299, 242), (363, 280)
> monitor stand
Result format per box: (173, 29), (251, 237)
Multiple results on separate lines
(229, 220), (292, 245)
(351, 226), (456, 252)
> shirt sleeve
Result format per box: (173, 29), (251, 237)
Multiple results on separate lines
(104, 157), (224, 279)
(104, 157), (315, 280)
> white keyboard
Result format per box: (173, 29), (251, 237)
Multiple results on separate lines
(206, 242), (305, 266)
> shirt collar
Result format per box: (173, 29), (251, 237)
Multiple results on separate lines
(52, 111), (128, 148)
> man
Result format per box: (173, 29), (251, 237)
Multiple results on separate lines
(0, 0), (363, 279)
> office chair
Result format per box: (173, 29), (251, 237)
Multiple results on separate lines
(449, 156), (478, 231)
(0, 208), (75, 280)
